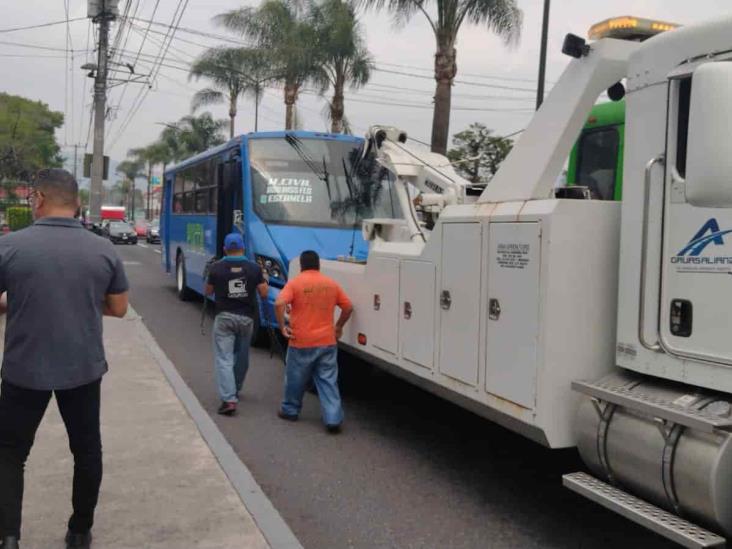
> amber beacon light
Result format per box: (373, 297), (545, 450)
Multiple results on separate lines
(588, 16), (679, 42)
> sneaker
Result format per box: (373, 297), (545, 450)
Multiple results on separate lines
(326, 423), (342, 434)
(277, 410), (298, 422)
(217, 402), (237, 416)
(65, 530), (92, 548)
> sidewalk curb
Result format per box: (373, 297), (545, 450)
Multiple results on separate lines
(131, 310), (304, 549)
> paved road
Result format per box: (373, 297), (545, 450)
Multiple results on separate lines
(121, 242), (671, 549)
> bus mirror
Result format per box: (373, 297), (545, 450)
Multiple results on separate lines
(686, 62), (732, 208)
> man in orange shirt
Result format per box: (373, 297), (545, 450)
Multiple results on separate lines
(274, 250), (353, 433)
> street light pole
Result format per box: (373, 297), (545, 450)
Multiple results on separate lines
(536, 0), (551, 110)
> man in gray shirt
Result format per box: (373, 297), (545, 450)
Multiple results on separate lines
(0, 169), (129, 549)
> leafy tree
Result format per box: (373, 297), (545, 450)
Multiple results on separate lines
(361, 0), (521, 155)
(6, 206), (32, 231)
(311, 0), (373, 134)
(446, 123), (513, 183)
(189, 47), (276, 138)
(0, 93), (64, 181)
(215, 0), (321, 130)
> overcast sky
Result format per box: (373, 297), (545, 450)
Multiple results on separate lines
(2, 0), (732, 176)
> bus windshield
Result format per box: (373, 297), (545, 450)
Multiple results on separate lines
(249, 136), (402, 228)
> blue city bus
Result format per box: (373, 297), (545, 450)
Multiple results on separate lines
(160, 130), (402, 335)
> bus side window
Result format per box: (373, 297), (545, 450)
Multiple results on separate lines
(195, 189), (208, 213)
(183, 191), (194, 212)
(209, 187), (218, 214)
(173, 174), (185, 214)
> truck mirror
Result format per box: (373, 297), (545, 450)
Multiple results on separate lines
(686, 62), (732, 207)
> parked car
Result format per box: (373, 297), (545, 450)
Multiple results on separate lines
(146, 221), (160, 243)
(134, 220), (148, 237)
(103, 221), (137, 244)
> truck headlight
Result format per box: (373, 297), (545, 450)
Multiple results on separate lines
(256, 255), (286, 281)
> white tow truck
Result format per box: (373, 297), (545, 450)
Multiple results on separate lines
(313, 14), (732, 548)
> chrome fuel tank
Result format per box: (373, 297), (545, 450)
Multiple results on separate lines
(576, 371), (732, 535)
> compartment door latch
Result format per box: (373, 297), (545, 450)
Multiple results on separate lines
(489, 298), (501, 320)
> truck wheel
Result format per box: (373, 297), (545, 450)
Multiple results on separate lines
(175, 254), (194, 301)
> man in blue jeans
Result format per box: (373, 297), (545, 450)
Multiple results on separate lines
(274, 251), (353, 433)
(205, 233), (268, 416)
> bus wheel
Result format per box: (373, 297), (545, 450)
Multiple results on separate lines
(175, 253), (194, 301)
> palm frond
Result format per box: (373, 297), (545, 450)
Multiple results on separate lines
(347, 47), (373, 89)
(460, 0), (521, 45)
(191, 88), (225, 112)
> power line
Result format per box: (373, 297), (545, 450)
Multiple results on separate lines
(64, 0), (78, 144)
(79, 21), (93, 147)
(107, 0), (154, 138)
(372, 67), (536, 93)
(0, 38), (91, 53)
(109, 0), (191, 149)
(374, 59), (548, 85)
(0, 17), (85, 33)
(63, 0), (71, 145)
(126, 16), (254, 47)
(360, 82), (535, 102)
(0, 53), (67, 58)
(130, 0), (161, 67)
(299, 90), (534, 112)
(115, 40), (538, 105)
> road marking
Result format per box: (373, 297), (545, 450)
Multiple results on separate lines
(138, 242), (149, 249)
(154, 249), (161, 255)
(123, 261), (142, 266)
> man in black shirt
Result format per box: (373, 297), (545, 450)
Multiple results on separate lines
(205, 233), (268, 416)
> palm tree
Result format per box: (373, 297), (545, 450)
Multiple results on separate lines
(129, 142), (169, 219)
(116, 159), (144, 220)
(157, 113), (227, 162)
(215, 0), (321, 130)
(362, 0), (522, 154)
(177, 113), (228, 155)
(311, 0), (373, 134)
(189, 47), (274, 138)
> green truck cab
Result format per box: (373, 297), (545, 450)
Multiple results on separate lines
(566, 100), (625, 200)
(564, 16), (679, 201)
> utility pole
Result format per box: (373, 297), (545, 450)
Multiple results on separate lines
(130, 179), (136, 221)
(254, 86), (260, 132)
(72, 144), (79, 179)
(88, 0), (117, 223)
(536, 0), (551, 110)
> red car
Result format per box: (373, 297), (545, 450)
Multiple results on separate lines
(134, 221), (148, 237)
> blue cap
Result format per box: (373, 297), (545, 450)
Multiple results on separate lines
(224, 232), (244, 251)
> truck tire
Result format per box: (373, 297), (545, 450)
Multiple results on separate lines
(175, 253), (194, 301)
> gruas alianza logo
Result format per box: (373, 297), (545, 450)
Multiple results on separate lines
(672, 218), (732, 268)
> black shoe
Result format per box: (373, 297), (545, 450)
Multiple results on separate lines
(217, 402), (237, 416)
(277, 410), (298, 422)
(326, 423), (342, 434)
(0, 536), (20, 549)
(65, 530), (92, 549)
